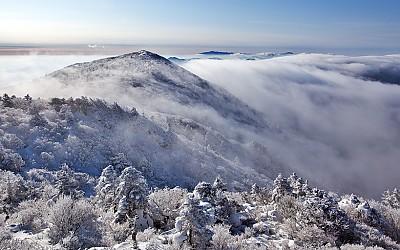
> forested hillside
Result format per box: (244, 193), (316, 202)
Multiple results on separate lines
(1, 95), (399, 249)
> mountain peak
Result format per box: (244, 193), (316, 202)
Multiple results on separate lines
(117, 50), (172, 64)
(46, 50), (266, 128)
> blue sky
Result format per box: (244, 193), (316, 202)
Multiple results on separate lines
(1, 0), (400, 52)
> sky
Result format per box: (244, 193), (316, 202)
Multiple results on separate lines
(1, 0), (400, 53)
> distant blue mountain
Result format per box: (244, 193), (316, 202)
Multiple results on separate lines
(199, 51), (234, 55)
(168, 57), (187, 63)
(281, 52), (294, 55)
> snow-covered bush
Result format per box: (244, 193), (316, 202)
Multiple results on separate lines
(275, 194), (299, 219)
(1, 133), (24, 149)
(379, 206), (400, 242)
(318, 244), (385, 250)
(148, 187), (187, 230)
(250, 183), (273, 205)
(0, 147), (25, 172)
(210, 224), (266, 250)
(98, 209), (131, 246)
(0, 225), (11, 246)
(136, 227), (157, 242)
(0, 170), (30, 209)
(0, 238), (44, 250)
(210, 224), (237, 250)
(48, 196), (101, 248)
(368, 199), (400, 244)
(291, 222), (336, 248)
(356, 223), (400, 249)
(15, 199), (48, 233)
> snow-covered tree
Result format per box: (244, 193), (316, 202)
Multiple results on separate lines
(0, 146), (25, 172)
(193, 181), (214, 200)
(287, 172), (309, 198)
(178, 196), (213, 249)
(95, 164), (118, 210)
(110, 153), (130, 173)
(114, 166), (149, 224)
(54, 163), (90, 198)
(298, 190), (356, 244)
(213, 176), (227, 193)
(272, 173), (290, 202)
(1, 93), (14, 108)
(0, 170), (30, 213)
(382, 188), (400, 209)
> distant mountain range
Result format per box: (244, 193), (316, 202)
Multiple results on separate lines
(168, 50), (295, 63)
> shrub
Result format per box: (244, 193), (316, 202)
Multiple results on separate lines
(136, 227), (157, 242)
(48, 196), (101, 249)
(15, 199), (48, 233)
(210, 224), (265, 250)
(0, 170), (29, 208)
(276, 195), (299, 219)
(0, 148), (25, 172)
(0, 238), (45, 250)
(148, 187), (187, 230)
(368, 199), (400, 243)
(98, 209), (131, 246)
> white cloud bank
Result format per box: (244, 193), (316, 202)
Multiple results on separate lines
(0, 55), (105, 87)
(182, 54), (400, 197)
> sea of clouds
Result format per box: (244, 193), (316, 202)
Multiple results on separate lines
(1, 52), (400, 198)
(182, 54), (400, 197)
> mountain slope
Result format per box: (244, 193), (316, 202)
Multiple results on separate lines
(47, 50), (266, 129)
(1, 51), (284, 190)
(0, 96), (277, 190)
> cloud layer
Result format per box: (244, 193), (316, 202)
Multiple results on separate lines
(182, 54), (400, 197)
(0, 55), (105, 87)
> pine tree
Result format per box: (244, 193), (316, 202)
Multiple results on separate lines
(24, 94), (32, 102)
(272, 173), (290, 202)
(382, 188), (400, 209)
(179, 197), (213, 249)
(95, 165), (118, 210)
(1, 93), (13, 107)
(213, 176), (227, 193)
(53, 164), (90, 199)
(55, 164), (74, 196)
(114, 166), (148, 224)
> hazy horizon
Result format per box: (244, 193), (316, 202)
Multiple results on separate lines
(1, 1), (400, 55)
